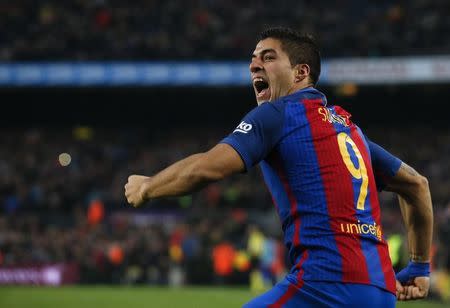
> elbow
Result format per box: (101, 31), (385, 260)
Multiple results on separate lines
(413, 174), (429, 192)
(400, 173), (431, 203)
(420, 174), (429, 187)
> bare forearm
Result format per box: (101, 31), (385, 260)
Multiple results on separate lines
(141, 153), (212, 199)
(386, 162), (433, 262)
(397, 180), (433, 262)
(125, 144), (244, 208)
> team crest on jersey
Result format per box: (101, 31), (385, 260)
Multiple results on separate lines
(318, 107), (350, 126)
(233, 121), (253, 134)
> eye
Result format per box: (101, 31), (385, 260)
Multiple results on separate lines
(264, 54), (275, 61)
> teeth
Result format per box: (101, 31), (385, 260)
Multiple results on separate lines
(253, 77), (264, 84)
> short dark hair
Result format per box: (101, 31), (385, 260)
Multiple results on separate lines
(259, 26), (321, 85)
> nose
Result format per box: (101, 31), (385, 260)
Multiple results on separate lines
(249, 58), (263, 73)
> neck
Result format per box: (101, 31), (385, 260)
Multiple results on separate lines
(287, 82), (314, 95)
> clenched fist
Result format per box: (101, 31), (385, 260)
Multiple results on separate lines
(396, 277), (430, 301)
(124, 175), (151, 207)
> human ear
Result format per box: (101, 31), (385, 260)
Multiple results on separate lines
(294, 64), (310, 82)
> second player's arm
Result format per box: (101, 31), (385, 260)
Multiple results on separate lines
(139, 143), (245, 200)
(384, 162), (433, 263)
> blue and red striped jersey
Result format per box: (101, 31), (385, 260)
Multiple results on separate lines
(221, 87), (401, 294)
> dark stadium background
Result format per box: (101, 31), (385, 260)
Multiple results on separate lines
(2, 84), (450, 126)
(0, 1), (449, 307)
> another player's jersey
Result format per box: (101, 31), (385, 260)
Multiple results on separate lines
(221, 87), (401, 294)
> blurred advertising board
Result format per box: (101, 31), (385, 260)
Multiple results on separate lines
(0, 263), (79, 285)
(1, 57), (449, 86)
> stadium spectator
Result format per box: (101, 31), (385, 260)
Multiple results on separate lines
(1, 1), (450, 61)
(0, 125), (448, 301)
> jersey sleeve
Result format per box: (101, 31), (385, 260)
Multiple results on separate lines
(220, 102), (284, 171)
(367, 139), (402, 191)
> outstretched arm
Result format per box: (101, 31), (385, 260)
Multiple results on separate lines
(125, 100), (285, 207)
(125, 143), (245, 207)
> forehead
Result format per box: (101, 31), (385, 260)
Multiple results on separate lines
(253, 38), (284, 55)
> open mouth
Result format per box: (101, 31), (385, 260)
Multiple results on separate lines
(253, 78), (270, 101)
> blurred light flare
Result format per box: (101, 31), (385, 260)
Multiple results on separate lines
(58, 152), (71, 166)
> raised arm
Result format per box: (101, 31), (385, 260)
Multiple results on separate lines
(125, 143), (245, 207)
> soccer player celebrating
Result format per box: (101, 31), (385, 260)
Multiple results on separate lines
(125, 27), (433, 307)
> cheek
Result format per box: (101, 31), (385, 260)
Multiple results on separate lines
(274, 72), (294, 89)
(268, 65), (294, 88)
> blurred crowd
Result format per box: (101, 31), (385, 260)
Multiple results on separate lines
(1, 0), (450, 61)
(0, 124), (449, 300)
